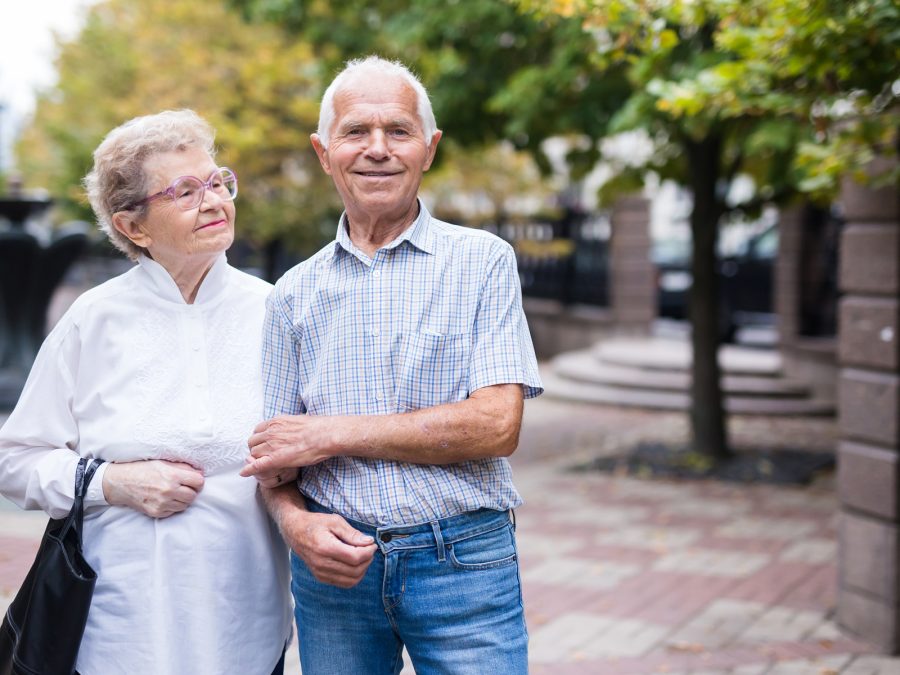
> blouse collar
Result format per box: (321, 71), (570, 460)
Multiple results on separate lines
(136, 253), (230, 305)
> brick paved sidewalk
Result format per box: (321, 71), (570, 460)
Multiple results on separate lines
(507, 397), (899, 674)
(2, 399), (899, 674)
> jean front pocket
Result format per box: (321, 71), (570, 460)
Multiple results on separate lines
(396, 331), (470, 411)
(448, 522), (518, 571)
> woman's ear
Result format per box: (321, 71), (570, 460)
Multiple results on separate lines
(112, 211), (151, 248)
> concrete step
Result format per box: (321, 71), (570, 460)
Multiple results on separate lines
(553, 350), (810, 398)
(594, 337), (783, 376)
(541, 370), (835, 416)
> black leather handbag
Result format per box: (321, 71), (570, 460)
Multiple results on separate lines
(0, 457), (104, 675)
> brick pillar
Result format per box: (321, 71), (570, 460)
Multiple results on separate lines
(836, 156), (900, 652)
(610, 195), (654, 330)
(775, 204), (805, 346)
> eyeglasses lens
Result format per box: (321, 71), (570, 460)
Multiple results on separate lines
(172, 169), (238, 210)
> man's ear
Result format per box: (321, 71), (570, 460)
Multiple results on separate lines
(310, 134), (332, 175)
(112, 211), (152, 249)
(423, 129), (443, 172)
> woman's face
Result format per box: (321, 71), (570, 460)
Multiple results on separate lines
(126, 146), (236, 270)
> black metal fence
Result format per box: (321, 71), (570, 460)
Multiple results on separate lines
(482, 210), (610, 306)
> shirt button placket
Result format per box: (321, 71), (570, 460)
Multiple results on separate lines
(369, 261), (385, 410)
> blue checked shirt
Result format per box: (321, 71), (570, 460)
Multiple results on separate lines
(262, 202), (543, 526)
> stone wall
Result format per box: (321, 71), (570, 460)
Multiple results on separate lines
(836, 157), (900, 652)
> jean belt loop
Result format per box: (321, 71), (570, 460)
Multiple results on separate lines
(510, 508), (517, 531)
(430, 520), (446, 562)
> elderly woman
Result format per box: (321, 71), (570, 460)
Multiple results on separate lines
(0, 110), (292, 675)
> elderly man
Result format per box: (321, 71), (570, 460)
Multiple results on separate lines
(242, 55), (542, 674)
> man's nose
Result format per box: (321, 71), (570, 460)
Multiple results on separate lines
(365, 130), (390, 159)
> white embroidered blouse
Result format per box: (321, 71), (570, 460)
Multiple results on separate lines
(0, 254), (292, 675)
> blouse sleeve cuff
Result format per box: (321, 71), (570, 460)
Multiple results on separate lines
(84, 461), (110, 507)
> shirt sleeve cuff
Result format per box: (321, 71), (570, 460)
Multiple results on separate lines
(84, 461), (110, 507)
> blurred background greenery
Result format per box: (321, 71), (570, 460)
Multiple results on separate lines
(3, 0), (896, 276)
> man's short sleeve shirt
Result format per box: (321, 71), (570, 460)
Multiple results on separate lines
(263, 204), (543, 526)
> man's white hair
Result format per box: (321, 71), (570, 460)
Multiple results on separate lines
(317, 55), (437, 148)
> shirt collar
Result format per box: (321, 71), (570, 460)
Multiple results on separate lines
(136, 252), (229, 305)
(332, 199), (436, 259)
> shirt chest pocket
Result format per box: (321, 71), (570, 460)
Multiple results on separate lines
(395, 332), (471, 412)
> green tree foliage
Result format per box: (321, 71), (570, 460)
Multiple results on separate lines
(15, 0), (340, 259)
(232, 0), (631, 173)
(509, 0), (898, 459)
(422, 140), (559, 226)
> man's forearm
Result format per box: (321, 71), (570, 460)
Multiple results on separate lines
(261, 482), (308, 535)
(244, 384), (525, 476)
(334, 384), (523, 464)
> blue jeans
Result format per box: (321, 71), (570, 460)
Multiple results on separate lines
(291, 502), (528, 675)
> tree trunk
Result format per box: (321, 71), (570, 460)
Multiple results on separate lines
(686, 136), (731, 460)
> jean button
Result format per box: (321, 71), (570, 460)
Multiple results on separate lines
(381, 533), (392, 543)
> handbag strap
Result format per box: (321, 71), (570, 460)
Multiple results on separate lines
(58, 457), (105, 545)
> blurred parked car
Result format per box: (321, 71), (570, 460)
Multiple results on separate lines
(653, 224), (777, 341)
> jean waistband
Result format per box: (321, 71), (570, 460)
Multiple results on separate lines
(305, 500), (513, 554)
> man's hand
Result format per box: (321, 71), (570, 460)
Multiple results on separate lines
(103, 459), (204, 519)
(278, 500), (377, 588)
(241, 415), (337, 478)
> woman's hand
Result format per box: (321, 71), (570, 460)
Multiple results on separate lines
(102, 460), (205, 519)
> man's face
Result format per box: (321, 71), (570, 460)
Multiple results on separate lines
(311, 75), (441, 227)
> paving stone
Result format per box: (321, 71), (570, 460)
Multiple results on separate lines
(605, 478), (700, 502)
(529, 611), (668, 662)
(756, 490), (836, 514)
(841, 654), (900, 674)
(715, 517), (818, 540)
(780, 566), (838, 611)
(545, 504), (652, 527)
(740, 606), (829, 642)
(665, 599), (766, 649)
(594, 525), (702, 551)
(529, 612), (615, 663)
(763, 654), (854, 674)
(515, 532), (585, 560)
(726, 562), (824, 607)
(653, 549), (771, 577)
(657, 498), (753, 520)
(779, 539), (837, 565)
(809, 620), (844, 641)
(0, 507), (47, 539)
(577, 617), (670, 659)
(731, 664), (772, 675)
(522, 557), (642, 590)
